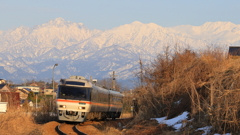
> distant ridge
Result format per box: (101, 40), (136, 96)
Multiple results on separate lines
(0, 18), (240, 83)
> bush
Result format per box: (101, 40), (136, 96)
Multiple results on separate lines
(0, 109), (42, 134)
(32, 97), (58, 124)
(133, 46), (240, 133)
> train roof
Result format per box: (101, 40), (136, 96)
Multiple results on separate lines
(59, 78), (92, 87)
(109, 89), (124, 97)
(69, 75), (86, 80)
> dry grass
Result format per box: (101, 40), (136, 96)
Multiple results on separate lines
(132, 46), (240, 134)
(120, 113), (132, 118)
(124, 120), (175, 135)
(0, 109), (42, 135)
(101, 127), (122, 135)
(32, 98), (58, 124)
(92, 118), (132, 135)
(0, 97), (58, 135)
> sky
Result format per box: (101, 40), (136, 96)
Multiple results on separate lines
(0, 0), (240, 31)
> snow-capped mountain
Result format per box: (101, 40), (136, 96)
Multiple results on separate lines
(0, 18), (239, 85)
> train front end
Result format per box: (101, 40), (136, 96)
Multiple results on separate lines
(56, 77), (92, 122)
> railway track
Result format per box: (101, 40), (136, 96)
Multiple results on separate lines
(56, 123), (87, 135)
(55, 118), (131, 135)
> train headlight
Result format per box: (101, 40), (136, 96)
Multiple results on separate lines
(59, 110), (63, 116)
(59, 105), (66, 108)
(78, 106), (85, 110)
(81, 112), (85, 118)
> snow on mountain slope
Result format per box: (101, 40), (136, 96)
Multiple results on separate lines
(83, 21), (178, 48)
(0, 18), (239, 84)
(171, 22), (240, 43)
(1, 18), (101, 56)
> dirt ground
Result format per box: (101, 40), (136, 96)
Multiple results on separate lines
(77, 122), (105, 135)
(41, 121), (59, 135)
(39, 113), (133, 135)
(0, 112), (174, 135)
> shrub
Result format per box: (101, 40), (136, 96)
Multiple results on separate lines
(133, 46), (240, 133)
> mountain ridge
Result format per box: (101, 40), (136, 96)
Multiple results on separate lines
(0, 18), (239, 84)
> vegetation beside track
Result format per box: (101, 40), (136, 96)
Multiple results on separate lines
(129, 46), (240, 134)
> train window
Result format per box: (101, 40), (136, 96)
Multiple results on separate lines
(65, 81), (85, 86)
(58, 86), (90, 100)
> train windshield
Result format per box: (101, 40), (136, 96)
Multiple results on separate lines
(58, 86), (90, 100)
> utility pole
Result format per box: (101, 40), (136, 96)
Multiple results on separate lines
(52, 63), (58, 91)
(35, 94), (38, 115)
(90, 76), (93, 83)
(110, 71), (118, 91)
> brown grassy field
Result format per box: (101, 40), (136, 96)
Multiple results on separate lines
(0, 109), (41, 135)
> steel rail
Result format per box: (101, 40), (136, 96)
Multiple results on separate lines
(74, 125), (88, 135)
(56, 123), (67, 135)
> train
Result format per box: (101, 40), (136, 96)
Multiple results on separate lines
(56, 75), (124, 122)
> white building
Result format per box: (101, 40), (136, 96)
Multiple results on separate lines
(15, 86), (40, 93)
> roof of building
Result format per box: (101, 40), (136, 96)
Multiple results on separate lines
(0, 84), (6, 89)
(23, 88), (31, 91)
(29, 83), (38, 86)
(16, 86), (40, 88)
(0, 84), (13, 92)
(17, 89), (30, 93)
(229, 46), (240, 56)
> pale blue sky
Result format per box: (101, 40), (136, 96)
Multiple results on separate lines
(0, 0), (239, 30)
